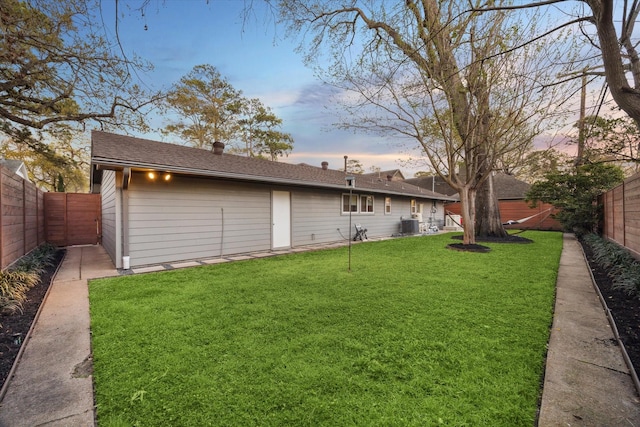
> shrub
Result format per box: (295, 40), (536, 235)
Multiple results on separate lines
(526, 163), (624, 236)
(0, 244), (59, 323)
(13, 243), (57, 274)
(583, 234), (640, 297)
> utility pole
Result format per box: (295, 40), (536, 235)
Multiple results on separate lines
(575, 70), (587, 167)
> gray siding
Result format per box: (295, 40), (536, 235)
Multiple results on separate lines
(126, 173), (271, 267)
(291, 188), (434, 246)
(100, 170), (119, 266)
(291, 189), (345, 245)
(100, 171), (446, 268)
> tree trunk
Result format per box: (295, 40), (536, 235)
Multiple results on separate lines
(475, 173), (508, 238)
(458, 186), (477, 245)
(587, 0), (640, 128)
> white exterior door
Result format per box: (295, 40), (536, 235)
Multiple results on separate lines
(272, 191), (291, 248)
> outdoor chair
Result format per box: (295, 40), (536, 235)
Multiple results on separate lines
(353, 223), (368, 241)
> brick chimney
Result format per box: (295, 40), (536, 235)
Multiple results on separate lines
(213, 141), (225, 155)
(321, 161), (329, 170)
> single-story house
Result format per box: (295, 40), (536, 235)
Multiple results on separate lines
(90, 131), (455, 268)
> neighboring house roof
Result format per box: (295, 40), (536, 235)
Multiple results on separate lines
(404, 176), (457, 197)
(491, 174), (531, 200)
(404, 173), (531, 200)
(91, 131), (455, 201)
(0, 158), (29, 181)
(362, 169), (405, 181)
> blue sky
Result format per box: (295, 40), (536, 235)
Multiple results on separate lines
(100, 0), (420, 175)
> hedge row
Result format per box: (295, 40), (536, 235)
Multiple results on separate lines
(583, 234), (640, 298)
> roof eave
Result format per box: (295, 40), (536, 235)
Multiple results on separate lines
(91, 157), (456, 201)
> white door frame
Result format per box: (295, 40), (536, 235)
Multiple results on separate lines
(272, 191), (291, 249)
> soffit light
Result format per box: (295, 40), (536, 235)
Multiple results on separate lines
(146, 171), (172, 182)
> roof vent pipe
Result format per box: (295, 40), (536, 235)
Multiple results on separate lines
(213, 141), (225, 155)
(321, 161), (329, 170)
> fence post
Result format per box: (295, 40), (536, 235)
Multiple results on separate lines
(0, 167), (3, 269)
(623, 181), (626, 248)
(22, 178), (26, 257)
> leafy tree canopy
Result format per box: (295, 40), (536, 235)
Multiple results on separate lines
(0, 0), (157, 183)
(160, 64), (293, 160)
(273, 0), (574, 244)
(577, 114), (640, 175)
(1, 124), (89, 192)
(1, 0), (155, 135)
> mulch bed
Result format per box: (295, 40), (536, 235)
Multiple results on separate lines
(580, 241), (640, 374)
(0, 249), (65, 391)
(448, 233), (533, 252)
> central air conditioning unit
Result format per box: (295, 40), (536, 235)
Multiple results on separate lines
(401, 218), (420, 234)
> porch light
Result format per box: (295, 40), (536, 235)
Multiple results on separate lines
(146, 171), (171, 182)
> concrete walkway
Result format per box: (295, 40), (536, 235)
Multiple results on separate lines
(538, 234), (640, 426)
(0, 235), (639, 426)
(0, 245), (118, 427)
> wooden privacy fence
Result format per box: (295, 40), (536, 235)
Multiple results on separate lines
(0, 164), (45, 270)
(600, 172), (640, 259)
(44, 193), (101, 247)
(445, 200), (563, 231)
(1, 163), (103, 269)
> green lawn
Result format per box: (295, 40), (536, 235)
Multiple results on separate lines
(90, 231), (563, 426)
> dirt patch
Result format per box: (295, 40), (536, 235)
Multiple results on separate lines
(448, 233), (533, 252)
(450, 234), (534, 244)
(447, 243), (491, 253)
(0, 250), (65, 391)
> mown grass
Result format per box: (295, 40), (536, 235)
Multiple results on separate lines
(90, 231), (562, 426)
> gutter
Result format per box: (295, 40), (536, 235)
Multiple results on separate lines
(91, 157), (457, 202)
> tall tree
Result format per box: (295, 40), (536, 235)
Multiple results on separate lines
(161, 65), (294, 159)
(160, 64), (244, 150)
(237, 98), (294, 160)
(345, 159), (365, 174)
(275, 1), (572, 244)
(511, 149), (574, 184)
(577, 115), (640, 175)
(1, 125), (89, 192)
(0, 0), (155, 145)
(476, 1), (640, 129)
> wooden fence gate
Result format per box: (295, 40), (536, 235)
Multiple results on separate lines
(44, 193), (101, 246)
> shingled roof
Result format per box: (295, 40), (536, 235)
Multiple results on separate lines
(91, 131), (454, 201)
(362, 169), (405, 181)
(404, 173), (531, 200)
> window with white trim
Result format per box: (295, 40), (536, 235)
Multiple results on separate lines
(384, 197), (391, 215)
(342, 193), (375, 214)
(342, 194), (358, 213)
(360, 195), (374, 213)
(410, 199), (417, 214)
